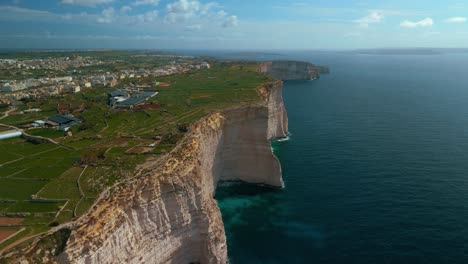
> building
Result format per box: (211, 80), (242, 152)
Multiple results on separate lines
(108, 90), (129, 106)
(32, 120), (46, 127)
(134, 91), (158, 99)
(23, 108), (41, 114)
(91, 76), (106, 84)
(52, 76), (73, 83)
(64, 83), (81, 93)
(110, 90), (158, 109)
(0, 130), (22, 140)
(114, 97), (147, 109)
(46, 115), (81, 131)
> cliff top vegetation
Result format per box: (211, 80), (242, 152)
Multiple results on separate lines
(0, 51), (272, 253)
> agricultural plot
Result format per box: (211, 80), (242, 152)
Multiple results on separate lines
(0, 229), (21, 243)
(0, 139), (79, 212)
(0, 58), (269, 252)
(27, 128), (65, 139)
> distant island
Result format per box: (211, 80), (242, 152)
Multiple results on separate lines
(349, 48), (468, 55)
(225, 51), (284, 57)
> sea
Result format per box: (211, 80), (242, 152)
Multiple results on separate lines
(190, 50), (468, 263)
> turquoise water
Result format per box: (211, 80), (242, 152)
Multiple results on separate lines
(215, 51), (468, 263)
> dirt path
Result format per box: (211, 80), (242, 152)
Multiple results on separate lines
(0, 109), (15, 121)
(73, 165), (88, 217)
(0, 228), (32, 255)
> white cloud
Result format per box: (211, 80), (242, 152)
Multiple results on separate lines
(120, 6), (132, 14)
(446, 17), (466, 23)
(354, 11), (384, 27)
(215, 10), (227, 19)
(62, 13), (73, 20)
(185, 24), (202, 31)
(132, 0), (160, 6)
(61, 0), (113, 7)
(97, 7), (115, 23)
(95, 7), (159, 25)
(165, 0), (201, 23)
(222, 15), (238, 27)
(135, 10), (158, 23)
(0, 6), (58, 21)
(164, 0), (237, 28)
(400, 18), (433, 28)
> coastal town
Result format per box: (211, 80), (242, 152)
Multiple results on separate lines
(0, 51), (211, 139)
(0, 54), (210, 104)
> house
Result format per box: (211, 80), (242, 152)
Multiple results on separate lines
(23, 108), (41, 114)
(64, 83), (80, 93)
(52, 76), (73, 83)
(108, 78), (118, 87)
(46, 115), (81, 131)
(91, 76), (106, 84)
(32, 120), (46, 127)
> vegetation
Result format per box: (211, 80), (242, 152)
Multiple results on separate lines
(0, 51), (271, 252)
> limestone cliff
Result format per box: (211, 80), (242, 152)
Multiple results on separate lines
(258, 60), (329, 80)
(46, 81), (288, 264)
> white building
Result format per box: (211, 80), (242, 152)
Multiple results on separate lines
(0, 130), (22, 140)
(32, 120), (46, 127)
(52, 76), (73, 83)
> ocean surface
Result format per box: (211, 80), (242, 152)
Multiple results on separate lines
(211, 51), (468, 263)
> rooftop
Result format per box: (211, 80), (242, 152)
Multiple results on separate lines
(48, 115), (81, 125)
(117, 97), (146, 106)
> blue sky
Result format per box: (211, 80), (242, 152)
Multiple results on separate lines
(1, 0), (468, 50)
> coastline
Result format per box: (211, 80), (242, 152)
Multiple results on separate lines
(2, 61), (322, 264)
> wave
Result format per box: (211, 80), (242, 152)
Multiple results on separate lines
(275, 133), (292, 142)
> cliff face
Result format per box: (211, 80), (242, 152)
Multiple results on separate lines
(258, 61), (329, 81)
(56, 81), (288, 264)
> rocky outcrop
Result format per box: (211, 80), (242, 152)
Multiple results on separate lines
(51, 81), (288, 264)
(258, 61), (329, 80)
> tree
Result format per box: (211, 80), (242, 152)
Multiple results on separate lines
(80, 150), (98, 165)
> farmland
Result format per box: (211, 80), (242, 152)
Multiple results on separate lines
(0, 52), (270, 252)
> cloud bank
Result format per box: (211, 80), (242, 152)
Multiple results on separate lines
(400, 18), (433, 28)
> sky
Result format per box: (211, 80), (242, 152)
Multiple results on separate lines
(1, 0), (468, 50)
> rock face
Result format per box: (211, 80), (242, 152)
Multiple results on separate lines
(57, 81), (288, 264)
(258, 61), (329, 80)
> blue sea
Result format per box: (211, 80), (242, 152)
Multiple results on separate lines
(209, 50), (468, 263)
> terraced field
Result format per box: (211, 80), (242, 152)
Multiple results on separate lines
(0, 60), (270, 252)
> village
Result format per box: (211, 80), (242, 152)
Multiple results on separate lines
(0, 55), (210, 104)
(0, 53), (211, 141)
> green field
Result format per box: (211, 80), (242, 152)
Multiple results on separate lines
(27, 128), (64, 139)
(0, 52), (270, 252)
